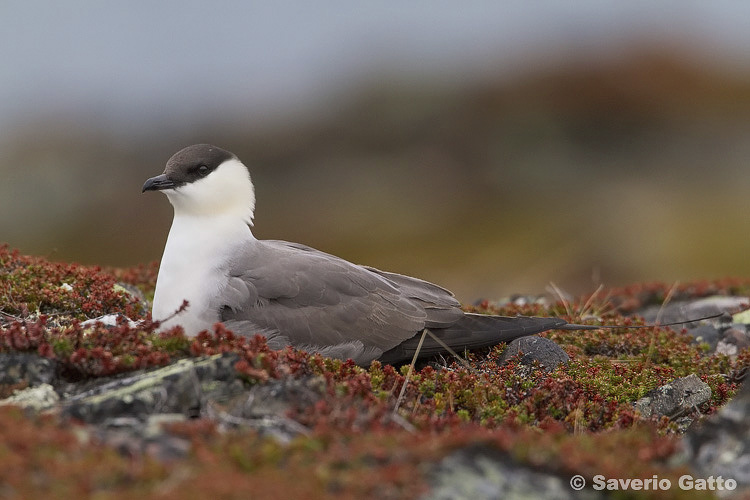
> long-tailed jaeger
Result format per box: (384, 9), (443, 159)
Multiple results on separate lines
(142, 144), (606, 365)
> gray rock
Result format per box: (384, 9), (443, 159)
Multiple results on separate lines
(0, 349), (325, 458)
(679, 380), (750, 494)
(499, 336), (570, 372)
(62, 353), (242, 423)
(640, 296), (746, 327)
(207, 376), (324, 442)
(423, 444), (605, 500)
(634, 374), (711, 425)
(686, 324), (721, 351)
(0, 353), (57, 386)
(720, 327), (750, 351)
(716, 341), (739, 358)
(0, 383), (59, 411)
(90, 413), (192, 461)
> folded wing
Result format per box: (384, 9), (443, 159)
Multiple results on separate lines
(221, 240), (566, 365)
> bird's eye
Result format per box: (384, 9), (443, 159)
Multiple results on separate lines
(197, 165), (210, 176)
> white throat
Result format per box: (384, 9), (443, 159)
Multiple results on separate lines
(166, 158), (256, 225)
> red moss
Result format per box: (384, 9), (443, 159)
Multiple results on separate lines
(0, 402), (700, 500)
(606, 278), (750, 313)
(0, 406), (168, 498)
(2, 245), (750, 498)
(0, 244), (145, 320)
(2, 246), (748, 427)
(109, 260), (159, 298)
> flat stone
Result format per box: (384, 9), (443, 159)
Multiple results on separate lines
(62, 353), (241, 423)
(634, 374), (711, 420)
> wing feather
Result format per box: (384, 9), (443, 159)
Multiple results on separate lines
(220, 240), (451, 358)
(219, 239), (567, 366)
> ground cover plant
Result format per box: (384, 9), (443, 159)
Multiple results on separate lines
(0, 243), (748, 499)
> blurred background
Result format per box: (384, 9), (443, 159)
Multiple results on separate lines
(3, 1), (750, 302)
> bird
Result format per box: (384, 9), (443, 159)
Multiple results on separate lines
(141, 144), (605, 366)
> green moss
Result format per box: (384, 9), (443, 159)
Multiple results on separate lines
(51, 337), (74, 357)
(148, 332), (192, 354)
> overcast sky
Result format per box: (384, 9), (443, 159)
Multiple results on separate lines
(3, 1), (750, 133)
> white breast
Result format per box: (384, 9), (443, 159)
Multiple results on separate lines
(152, 214), (253, 335)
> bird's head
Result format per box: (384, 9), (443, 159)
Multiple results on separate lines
(142, 144), (256, 225)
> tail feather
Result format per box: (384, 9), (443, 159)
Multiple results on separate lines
(376, 311), (725, 365)
(377, 314), (567, 365)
